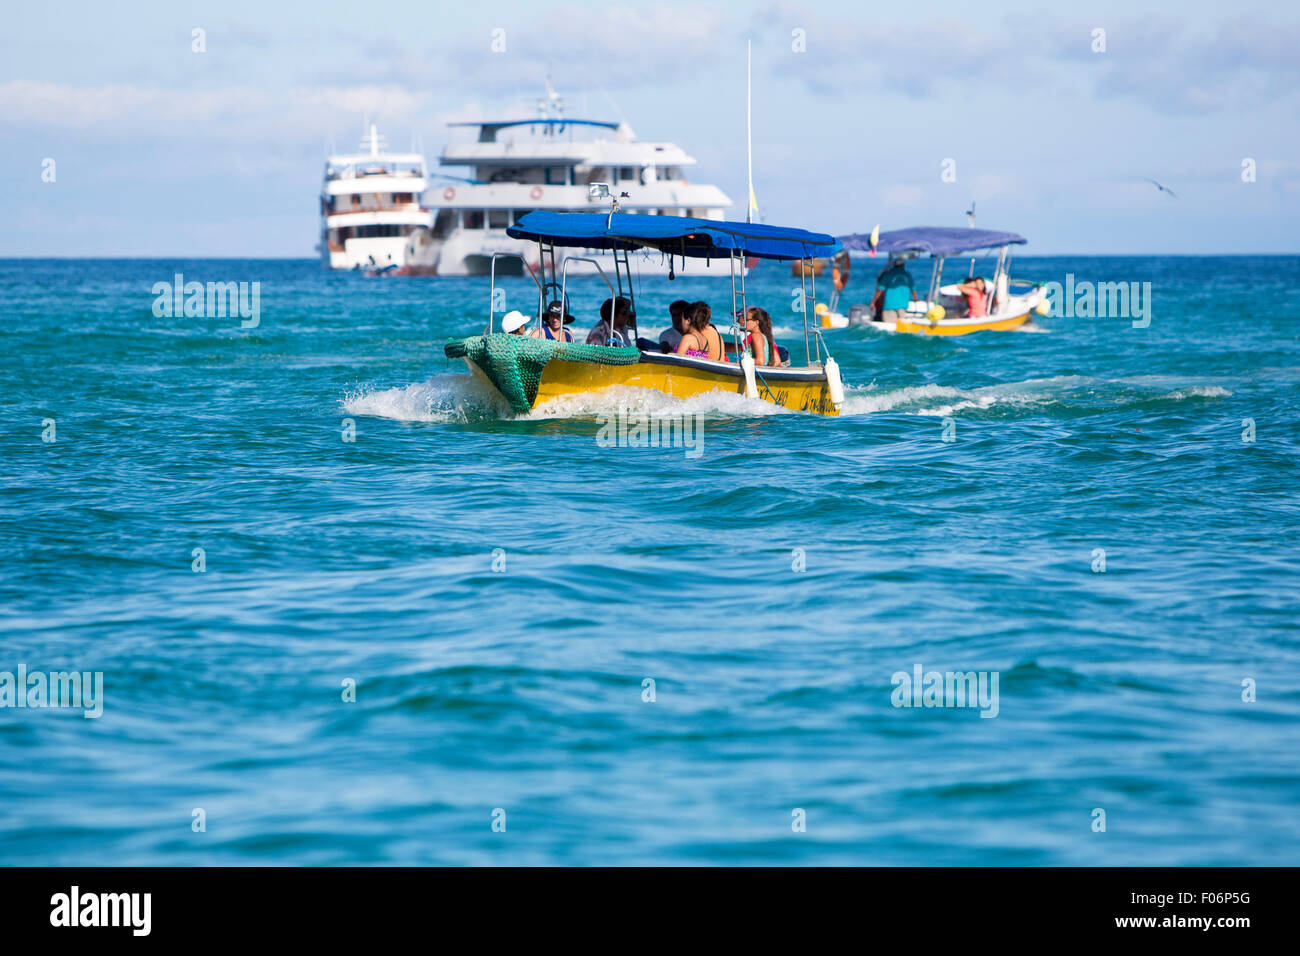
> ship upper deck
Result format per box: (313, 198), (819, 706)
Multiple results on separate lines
(439, 118), (695, 168)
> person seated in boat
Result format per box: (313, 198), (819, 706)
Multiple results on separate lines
(676, 302), (726, 361)
(531, 300), (575, 342)
(586, 296), (636, 346)
(956, 276), (988, 318)
(740, 307), (779, 367)
(871, 255), (918, 324)
(658, 299), (691, 353)
(501, 310), (529, 335)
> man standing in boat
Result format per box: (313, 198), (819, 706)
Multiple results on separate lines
(871, 255), (920, 324)
(587, 296), (636, 347)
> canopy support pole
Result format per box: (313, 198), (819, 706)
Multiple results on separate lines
(738, 245), (748, 358)
(729, 253), (739, 328)
(487, 252), (544, 334)
(809, 258), (820, 364)
(998, 244), (1008, 312)
(801, 265), (810, 366)
(561, 257), (617, 343)
(929, 256), (945, 309)
(993, 246), (1008, 314)
(618, 248), (637, 344)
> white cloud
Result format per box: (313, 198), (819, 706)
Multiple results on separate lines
(0, 80), (433, 138)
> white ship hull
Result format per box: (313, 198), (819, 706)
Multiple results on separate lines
(322, 228), (439, 272)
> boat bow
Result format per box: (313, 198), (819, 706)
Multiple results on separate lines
(445, 335), (639, 412)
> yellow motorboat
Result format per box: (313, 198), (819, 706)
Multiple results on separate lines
(836, 226), (1049, 336)
(445, 206), (847, 416)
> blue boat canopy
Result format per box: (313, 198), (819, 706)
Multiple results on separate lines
(507, 211), (842, 261)
(840, 227), (1026, 257)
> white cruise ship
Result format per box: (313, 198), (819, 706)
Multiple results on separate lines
(424, 83), (733, 276)
(319, 125), (438, 273)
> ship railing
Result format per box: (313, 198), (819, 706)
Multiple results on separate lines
(325, 202), (426, 216)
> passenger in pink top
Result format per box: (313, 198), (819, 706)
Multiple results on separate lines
(957, 277), (988, 318)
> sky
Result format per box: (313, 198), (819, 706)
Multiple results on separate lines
(2, 0), (1298, 256)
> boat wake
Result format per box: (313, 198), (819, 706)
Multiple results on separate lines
(342, 372), (511, 423)
(344, 372), (1230, 424)
(840, 375), (1232, 417)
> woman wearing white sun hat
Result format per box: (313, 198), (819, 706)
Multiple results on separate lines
(500, 310), (529, 335)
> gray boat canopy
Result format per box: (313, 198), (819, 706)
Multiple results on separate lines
(840, 227), (1026, 257)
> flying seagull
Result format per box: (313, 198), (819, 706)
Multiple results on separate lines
(1146, 178), (1178, 199)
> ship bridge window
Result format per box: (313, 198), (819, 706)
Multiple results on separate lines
(349, 224), (403, 238)
(618, 167), (635, 183)
(488, 210), (509, 229)
(335, 226), (406, 240)
(544, 166), (568, 186)
(464, 210), (485, 229)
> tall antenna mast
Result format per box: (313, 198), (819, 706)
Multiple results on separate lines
(746, 39), (755, 224)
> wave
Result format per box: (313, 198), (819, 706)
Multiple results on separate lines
(344, 371), (1232, 424)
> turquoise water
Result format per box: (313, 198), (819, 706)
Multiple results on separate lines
(2, 256), (1297, 865)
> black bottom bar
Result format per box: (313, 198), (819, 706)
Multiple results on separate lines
(0, 866), (1282, 942)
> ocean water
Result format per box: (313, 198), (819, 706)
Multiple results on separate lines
(1, 255), (1297, 866)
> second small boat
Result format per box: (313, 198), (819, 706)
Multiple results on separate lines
(835, 227), (1049, 335)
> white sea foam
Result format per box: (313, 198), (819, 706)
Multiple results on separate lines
(342, 372), (508, 423)
(1165, 385), (1231, 399)
(838, 375), (1232, 418)
(840, 383), (966, 415)
(345, 371), (1232, 424)
(342, 375), (790, 423)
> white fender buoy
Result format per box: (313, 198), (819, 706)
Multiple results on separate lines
(824, 357), (845, 409)
(741, 354), (759, 399)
